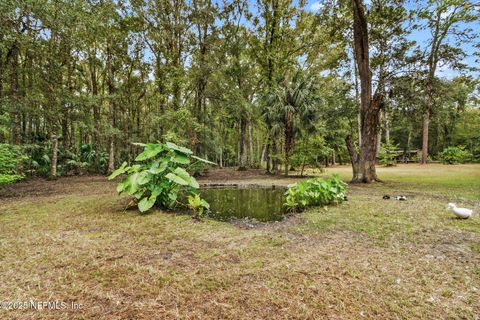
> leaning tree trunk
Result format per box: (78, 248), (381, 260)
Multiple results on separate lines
(345, 135), (360, 181)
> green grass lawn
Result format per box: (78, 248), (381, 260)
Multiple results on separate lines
(321, 163), (480, 200)
(0, 164), (479, 319)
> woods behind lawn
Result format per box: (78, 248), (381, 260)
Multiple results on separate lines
(0, 164), (479, 319)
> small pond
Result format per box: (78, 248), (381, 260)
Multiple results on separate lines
(199, 187), (287, 222)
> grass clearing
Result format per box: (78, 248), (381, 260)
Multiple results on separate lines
(0, 164), (479, 319)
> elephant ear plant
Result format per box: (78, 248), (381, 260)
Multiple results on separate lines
(284, 175), (347, 213)
(108, 142), (215, 215)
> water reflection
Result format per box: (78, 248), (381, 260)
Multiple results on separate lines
(199, 187), (287, 222)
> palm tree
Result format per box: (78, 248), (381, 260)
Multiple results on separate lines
(261, 71), (319, 175)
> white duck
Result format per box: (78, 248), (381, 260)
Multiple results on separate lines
(447, 203), (473, 219)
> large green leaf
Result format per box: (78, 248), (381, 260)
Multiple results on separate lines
(166, 142), (193, 155)
(127, 172), (140, 194)
(116, 177), (130, 193)
(128, 164), (142, 173)
(134, 190), (145, 199)
(165, 172), (189, 185)
(135, 144), (164, 161)
(189, 176), (199, 188)
(171, 151), (190, 164)
(173, 167), (198, 188)
(137, 171), (151, 185)
(108, 161), (129, 180)
(173, 167), (190, 180)
(138, 196), (156, 212)
(150, 185), (163, 198)
(149, 160), (168, 174)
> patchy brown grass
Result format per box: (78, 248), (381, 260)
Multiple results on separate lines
(0, 165), (479, 319)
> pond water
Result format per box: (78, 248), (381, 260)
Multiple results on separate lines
(199, 187), (287, 222)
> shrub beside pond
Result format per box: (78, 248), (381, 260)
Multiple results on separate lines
(284, 175), (347, 212)
(108, 142), (214, 213)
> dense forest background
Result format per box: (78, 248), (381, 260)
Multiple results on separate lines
(0, 0), (479, 178)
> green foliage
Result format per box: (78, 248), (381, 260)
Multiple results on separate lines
(454, 107), (480, 162)
(0, 144), (27, 185)
(439, 146), (472, 165)
(19, 143), (107, 177)
(290, 136), (330, 175)
(190, 161), (209, 177)
(0, 144), (21, 174)
(284, 175), (347, 212)
(0, 0), (477, 179)
(378, 142), (398, 167)
(109, 142), (214, 213)
(187, 193), (210, 220)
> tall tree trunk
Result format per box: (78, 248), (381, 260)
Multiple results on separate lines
(27, 51), (34, 143)
(108, 140), (115, 173)
(376, 113), (382, 155)
(284, 111), (293, 176)
(10, 43), (21, 144)
(265, 140), (271, 173)
(51, 132), (58, 179)
(385, 109), (390, 143)
(354, 56), (362, 147)
(238, 117), (247, 171)
(421, 108), (430, 164)
(89, 55), (100, 169)
(260, 143), (266, 167)
(155, 56), (165, 139)
(421, 10), (442, 164)
(219, 147), (223, 168)
(360, 95), (382, 181)
(351, 0), (381, 183)
(248, 123), (254, 167)
(70, 121), (75, 149)
(345, 135), (360, 180)
(0, 40), (3, 101)
(62, 112), (68, 152)
(107, 44), (116, 174)
(422, 79), (435, 164)
(271, 140), (278, 173)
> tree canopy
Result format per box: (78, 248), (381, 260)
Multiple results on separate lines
(0, 0), (478, 181)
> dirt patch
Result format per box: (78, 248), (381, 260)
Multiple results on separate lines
(0, 175), (114, 200)
(200, 167), (309, 180)
(198, 167), (309, 186)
